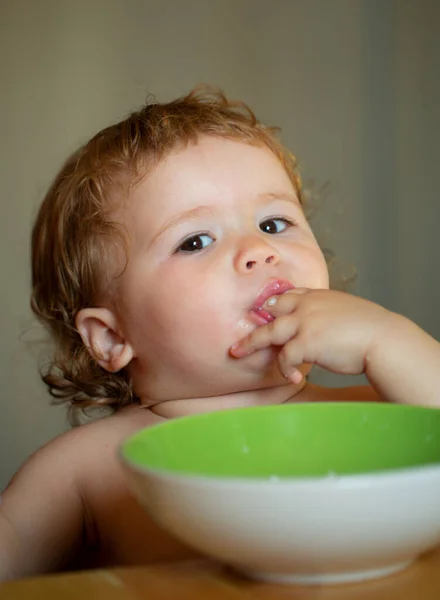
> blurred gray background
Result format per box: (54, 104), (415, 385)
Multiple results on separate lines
(1, 0), (439, 490)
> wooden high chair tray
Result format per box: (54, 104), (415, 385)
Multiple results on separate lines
(2, 547), (440, 599)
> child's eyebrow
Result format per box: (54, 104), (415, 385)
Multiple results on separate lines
(256, 191), (300, 206)
(149, 205), (215, 248)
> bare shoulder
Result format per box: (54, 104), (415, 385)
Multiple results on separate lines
(65, 404), (163, 455)
(52, 405), (164, 498)
(0, 405), (163, 579)
(11, 404), (162, 480)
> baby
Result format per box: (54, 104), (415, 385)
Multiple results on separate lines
(1, 87), (439, 580)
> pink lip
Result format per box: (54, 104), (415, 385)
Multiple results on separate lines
(249, 279), (295, 325)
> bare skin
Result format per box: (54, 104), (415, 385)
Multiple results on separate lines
(5, 137), (439, 582)
(0, 382), (379, 581)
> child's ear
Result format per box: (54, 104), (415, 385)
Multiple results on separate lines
(75, 308), (134, 373)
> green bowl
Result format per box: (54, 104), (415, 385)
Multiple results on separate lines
(121, 402), (440, 584)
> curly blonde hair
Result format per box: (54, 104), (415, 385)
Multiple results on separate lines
(31, 86), (304, 413)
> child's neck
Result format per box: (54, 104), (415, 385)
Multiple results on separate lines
(143, 380), (310, 418)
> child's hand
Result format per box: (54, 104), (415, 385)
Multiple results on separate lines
(231, 289), (392, 384)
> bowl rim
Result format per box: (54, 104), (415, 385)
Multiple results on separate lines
(119, 402), (440, 488)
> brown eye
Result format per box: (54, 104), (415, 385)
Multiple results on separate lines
(259, 218), (294, 234)
(177, 234), (214, 253)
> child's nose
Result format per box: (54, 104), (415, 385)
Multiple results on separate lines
(234, 236), (280, 274)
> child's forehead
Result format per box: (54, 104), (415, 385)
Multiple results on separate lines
(157, 134), (285, 168)
(130, 135), (297, 206)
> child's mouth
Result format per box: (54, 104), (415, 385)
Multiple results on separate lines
(250, 306), (275, 325)
(249, 279), (294, 325)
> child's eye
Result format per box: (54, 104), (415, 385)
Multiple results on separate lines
(259, 217), (295, 234)
(176, 233), (215, 253)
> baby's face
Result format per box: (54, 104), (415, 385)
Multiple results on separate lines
(117, 136), (329, 402)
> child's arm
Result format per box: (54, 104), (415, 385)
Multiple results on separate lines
(363, 312), (440, 406)
(0, 429), (87, 581)
(231, 289), (440, 407)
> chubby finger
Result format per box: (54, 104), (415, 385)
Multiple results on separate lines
(263, 287), (310, 317)
(284, 367), (304, 385)
(230, 314), (300, 358)
(277, 337), (307, 382)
